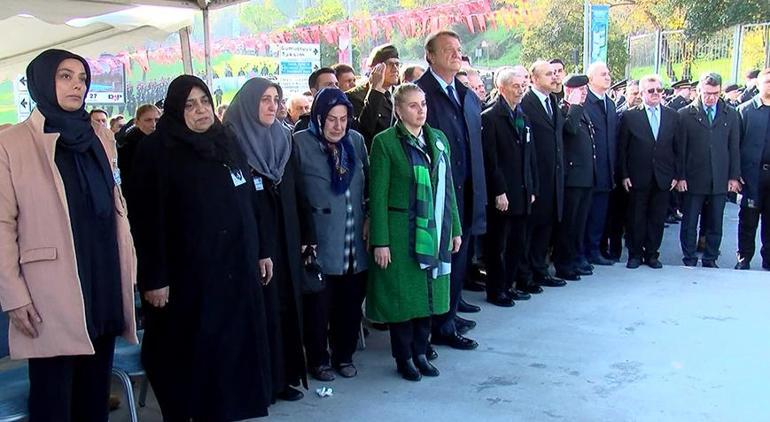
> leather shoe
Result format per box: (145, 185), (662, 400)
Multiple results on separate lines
(575, 266), (593, 276)
(555, 269), (580, 281)
(431, 333), (478, 350)
(509, 289), (531, 300)
(412, 355), (440, 377)
(277, 386), (304, 401)
(645, 257), (662, 269)
(426, 345), (438, 361)
(626, 258), (641, 269)
(310, 365), (335, 382)
(536, 275), (567, 287)
(486, 292), (515, 307)
(524, 284), (544, 294)
(734, 258), (750, 270)
(682, 258), (698, 267)
(456, 317), (476, 335)
(588, 255), (615, 266)
(701, 260), (719, 268)
(463, 279), (486, 292)
(396, 359), (422, 381)
(458, 299), (481, 313)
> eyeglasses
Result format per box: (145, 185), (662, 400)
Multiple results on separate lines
(646, 88), (664, 94)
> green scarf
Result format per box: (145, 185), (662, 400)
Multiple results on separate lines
(397, 122), (455, 278)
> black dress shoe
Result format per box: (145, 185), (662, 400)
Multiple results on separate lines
(458, 299), (481, 313)
(426, 345), (438, 361)
(734, 258), (750, 270)
(645, 257), (663, 269)
(310, 365), (335, 382)
(575, 266), (593, 276)
(555, 269), (580, 281)
(277, 386), (304, 401)
(396, 359), (422, 381)
(455, 317), (476, 335)
(588, 255), (615, 266)
(524, 284), (544, 294)
(626, 258), (641, 269)
(463, 279), (486, 292)
(486, 292), (515, 307)
(431, 333), (478, 350)
(536, 275), (567, 287)
(509, 289), (531, 300)
(412, 355), (440, 377)
(701, 260), (719, 268)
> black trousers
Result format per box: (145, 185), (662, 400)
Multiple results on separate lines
(303, 270), (367, 368)
(28, 336), (116, 422)
(602, 186), (628, 259)
(680, 193), (727, 262)
(627, 184), (670, 260)
(432, 230), (471, 337)
(389, 317), (431, 360)
(737, 169), (770, 264)
(484, 211), (530, 296)
(554, 187), (592, 272)
(526, 192), (557, 279)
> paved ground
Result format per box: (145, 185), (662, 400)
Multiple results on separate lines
(12, 204), (770, 421)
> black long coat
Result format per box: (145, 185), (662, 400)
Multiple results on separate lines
(252, 149), (315, 395)
(416, 69), (488, 234)
(347, 82), (395, 150)
(520, 89), (566, 221)
(481, 97), (539, 216)
(618, 104), (680, 191)
(677, 99), (741, 195)
(561, 103), (596, 188)
(737, 97), (770, 205)
(131, 131), (273, 421)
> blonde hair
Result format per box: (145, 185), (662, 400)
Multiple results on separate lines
(393, 83), (425, 107)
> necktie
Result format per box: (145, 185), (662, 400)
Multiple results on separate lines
(649, 107), (659, 140)
(446, 85), (461, 110)
(544, 97), (553, 118)
(707, 106), (715, 125)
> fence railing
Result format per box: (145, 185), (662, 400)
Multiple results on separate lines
(627, 23), (769, 85)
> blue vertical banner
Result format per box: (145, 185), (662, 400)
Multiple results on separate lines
(589, 4), (610, 64)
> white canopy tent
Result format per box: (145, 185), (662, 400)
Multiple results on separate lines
(1, 0), (250, 84)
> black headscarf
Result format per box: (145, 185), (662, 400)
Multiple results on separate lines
(26, 49), (114, 217)
(155, 75), (235, 167)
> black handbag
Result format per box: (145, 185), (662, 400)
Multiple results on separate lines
(301, 247), (326, 294)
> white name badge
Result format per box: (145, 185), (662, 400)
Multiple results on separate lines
(253, 176), (264, 191)
(230, 169), (246, 187)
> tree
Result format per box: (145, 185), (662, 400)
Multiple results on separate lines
(239, 0), (288, 34)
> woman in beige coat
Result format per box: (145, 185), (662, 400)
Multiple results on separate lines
(0, 49), (137, 422)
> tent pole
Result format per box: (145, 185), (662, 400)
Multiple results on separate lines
(202, 7), (213, 87)
(178, 26), (194, 75)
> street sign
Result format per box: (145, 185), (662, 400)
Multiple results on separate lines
(277, 43), (321, 97)
(13, 74), (34, 122)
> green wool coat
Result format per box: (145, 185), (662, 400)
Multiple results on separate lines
(366, 124), (461, 323)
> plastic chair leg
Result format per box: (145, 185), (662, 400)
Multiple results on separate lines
(111, 369), (138, 422)
(138, 376), (149, 407)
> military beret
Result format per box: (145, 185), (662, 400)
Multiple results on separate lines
(563, 74), (589, 88)
(369, 44), (399, 67)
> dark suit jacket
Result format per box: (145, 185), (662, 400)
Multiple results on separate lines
(520, 89), (565, 221)
(415, 69), (487, 234)
(618, 104), (680, 191)
(561, 103), (596, 188)
(346, 82), (394, 150)
(584, 90), (617, 191)
(678, 99), (741, 195)
(737, 97), (770, 204)
(666, 95), (691, 111)
(481, 97), (539, 216)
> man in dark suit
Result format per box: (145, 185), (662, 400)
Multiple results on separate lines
(582, 62), (618, 267)
(553, 74), (596, 280)
(618, 75), (680, 268)
(519, 60), (567, 288)
(481, 67), (539, 307)
(735, 68), (770, 270)
(346, 44), (400, 149)
(677, 73), (742, 267)
(416, 30), (487, 350)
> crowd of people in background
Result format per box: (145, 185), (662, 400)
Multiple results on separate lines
(1, 29), (769, 421)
